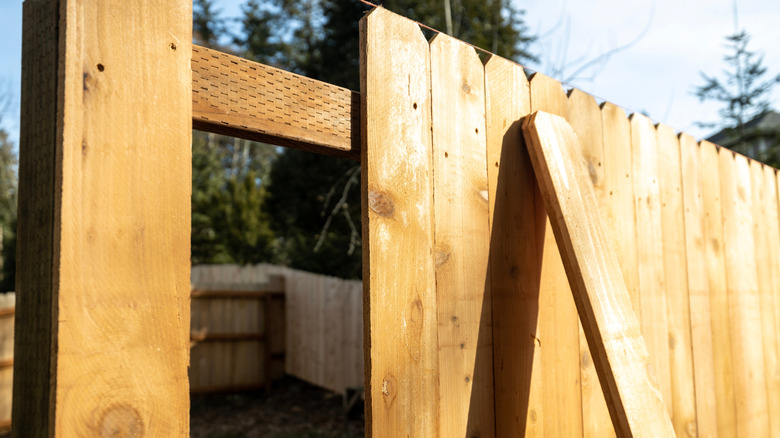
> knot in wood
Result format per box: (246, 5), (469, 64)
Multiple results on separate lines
(368, 191), (394, 217)
(98, 403), (144, 437)
(381, 374), (397, 406)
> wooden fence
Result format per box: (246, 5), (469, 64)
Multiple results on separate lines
(192, 264), (364, 395)
(0, 294), (12, 432)
(16, 2), (780, 435)
(189, 276), (286, 393)
(361, 7), (780, 437)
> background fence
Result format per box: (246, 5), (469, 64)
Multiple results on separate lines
(192, 264), (364, 395)
(361, 8), (780, 437)
(189, 276), (286, 393)
(0, 266), (361, 431)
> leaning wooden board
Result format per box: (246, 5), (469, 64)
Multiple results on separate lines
(522, 111), (675, 437)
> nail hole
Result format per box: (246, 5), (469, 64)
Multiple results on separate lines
(413, 102), (417, 109)
(475, 128), (479, 134)
(444, 152), (449, 158)
(97, 64), (105, 72)
(170, 42), (177, 51)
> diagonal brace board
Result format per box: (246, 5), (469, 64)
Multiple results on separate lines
(522, 111), (676, 437)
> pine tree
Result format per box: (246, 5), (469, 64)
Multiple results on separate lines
(695, 30), (780, 165)
(191, 0), (280, 266)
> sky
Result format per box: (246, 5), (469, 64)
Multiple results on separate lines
(1, 0), (779, 146)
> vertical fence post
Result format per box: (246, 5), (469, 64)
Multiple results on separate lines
(14, 1), (192, 436)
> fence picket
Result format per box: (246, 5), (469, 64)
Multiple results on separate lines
(657, 124), (697, 436)
(360, 8), (439, 436)
(567, 89), (614, 438)
(719, 151), (770, 436)
(529, 73), (583, 438)
(484, 55), (541, 437)
(680, 134), (718, 438)
(630, 114), (673, 413)
(751, 160), (780, 438)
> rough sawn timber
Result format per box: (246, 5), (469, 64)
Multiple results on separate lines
(360, 7), (439, 437)
(15, 0), (192, 436)
(522, 111), (675, 438)
(192, 45), (359, 160)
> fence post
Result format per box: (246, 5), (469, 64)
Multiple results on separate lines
(14, 1), (192, 435)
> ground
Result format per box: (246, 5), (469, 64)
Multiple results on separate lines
(190, 376), (364, 438)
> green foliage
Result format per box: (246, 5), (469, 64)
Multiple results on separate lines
(695, 30), (780, 164)
(0, 130), (15, 291)
(194, 0), (227, 47)
(266, 151), (361, 279)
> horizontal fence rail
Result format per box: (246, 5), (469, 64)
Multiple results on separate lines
(192, 45), (360, 160)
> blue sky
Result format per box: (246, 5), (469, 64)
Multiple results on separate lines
(1, 0), (779, 147)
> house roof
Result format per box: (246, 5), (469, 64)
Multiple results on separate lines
(706, 110), (780, 147)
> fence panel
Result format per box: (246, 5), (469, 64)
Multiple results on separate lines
(189, 278), (285, 393)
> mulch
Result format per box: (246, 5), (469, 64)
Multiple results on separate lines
(190, 375), (364, 438)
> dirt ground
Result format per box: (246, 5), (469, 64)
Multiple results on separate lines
(190, 376), (364, 438)
(0, 376), (360, 437)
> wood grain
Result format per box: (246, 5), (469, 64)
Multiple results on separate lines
(360, 8), (438, 437)
(429, 33), (494, 437)
(750, 160), (780, 438)
(679, 134), (718, 438)
(630, 114), (672, 413)
(15, 0), (192, 436)
(699, 141), (738, 436)
(17, 0), (192, 436)
(484, 54), (541, 437)
(522, 111), (675, 438)
(719, 151), (770, 436)
(192, 45), (359, 160)
(529, 74), (583, 438)
(600, 103), (640, 322)
(656, 124), (697, 437)
(765, 165), (780, 438)
(567, 89), (614, 438)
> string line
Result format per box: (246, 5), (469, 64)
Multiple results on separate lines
(354, 0), (676, 134)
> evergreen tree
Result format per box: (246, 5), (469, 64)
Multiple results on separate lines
(194, 0), (227, 47)
(191, 1), (280, 266)
(0, 87), (17, 291)
(695, 30), (780, 165)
